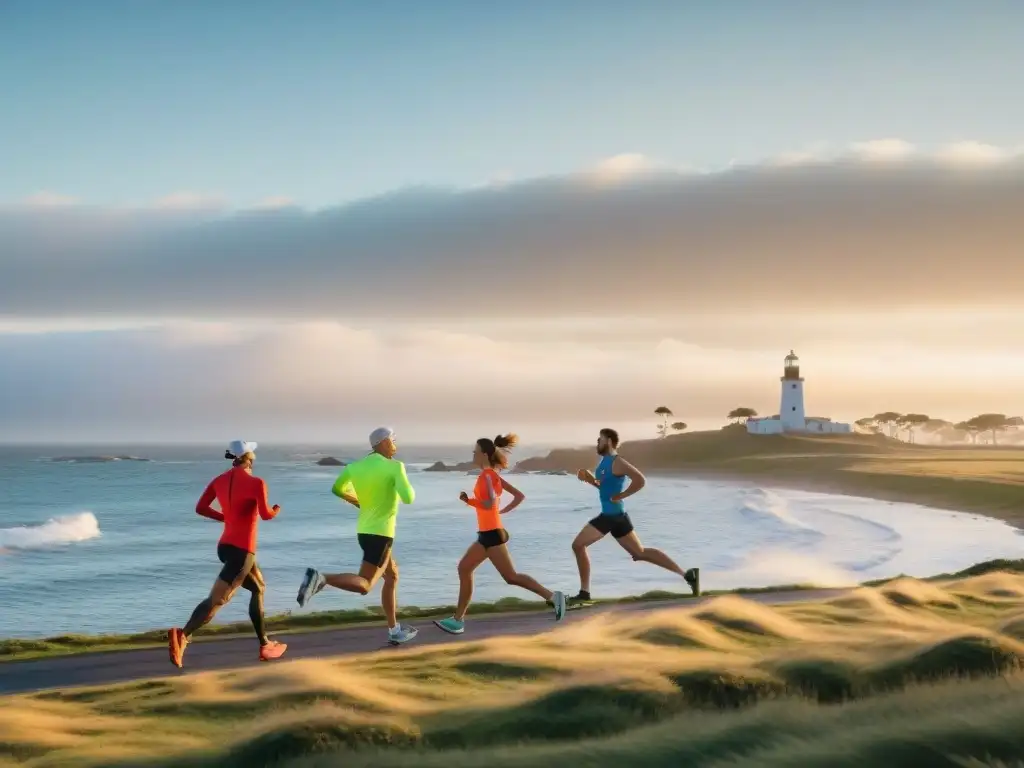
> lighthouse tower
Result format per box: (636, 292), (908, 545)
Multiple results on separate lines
(779, 350), (806, 431)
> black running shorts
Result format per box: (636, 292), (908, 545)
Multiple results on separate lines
(358, 533), (394, 568)
(217, 543), (256, 585)
(477, 528), (510, 549)
(588, 513), (635, 539)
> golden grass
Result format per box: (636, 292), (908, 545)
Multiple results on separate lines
(5, 571), (1024, 767)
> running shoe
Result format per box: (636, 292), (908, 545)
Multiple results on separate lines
(296, 567), (326, 607)
(388, 624), (419, 645)
(258, 640), (288, 662)
(168, 628), (187, 668)
(567, 590), (592, 604)
(684, 567), (701, 597)
(433, 617), (465, 635)
(551, 590), (567, 621)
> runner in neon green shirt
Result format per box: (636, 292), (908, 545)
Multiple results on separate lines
(296, 427), (419, 645)
(330, 451), (414, 537)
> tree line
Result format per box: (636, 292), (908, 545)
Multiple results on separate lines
(650, 406), (1023, 444)
(854, 412), (1024, 444)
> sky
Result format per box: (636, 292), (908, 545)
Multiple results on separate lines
(1, 1), (1023, 444)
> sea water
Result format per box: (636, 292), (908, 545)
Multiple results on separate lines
(1, 444), (1022, 638)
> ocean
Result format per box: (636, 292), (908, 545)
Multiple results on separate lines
(1, 443), (1023, 639)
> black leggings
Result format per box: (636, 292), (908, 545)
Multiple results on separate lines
(183, 546), (268, 645)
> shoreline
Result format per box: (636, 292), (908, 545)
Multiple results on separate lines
(513, 431), (1024, 530)
(646, 467), (1024, 530)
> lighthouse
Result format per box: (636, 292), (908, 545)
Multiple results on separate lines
(779, 350), (806, 430)
(746, 351), (852, 435)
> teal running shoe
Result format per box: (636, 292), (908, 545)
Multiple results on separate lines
(433, 617), (465, 635)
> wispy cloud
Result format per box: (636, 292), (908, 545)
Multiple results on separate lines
(19, 191), (79, 208)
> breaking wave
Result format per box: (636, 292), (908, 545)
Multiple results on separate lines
(0, 512), (101, 551)
(739, 489), (824, 537)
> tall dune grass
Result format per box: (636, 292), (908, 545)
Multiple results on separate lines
(4, 569), (1024, 767)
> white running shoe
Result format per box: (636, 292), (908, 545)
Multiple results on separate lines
(388, 624), (419, 645)
(552, 590), (567, 621)
(296, 567), (326, 607)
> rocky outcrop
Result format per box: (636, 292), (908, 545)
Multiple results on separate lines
(316, 457), (346, 467)
(424, 460), (476, 472)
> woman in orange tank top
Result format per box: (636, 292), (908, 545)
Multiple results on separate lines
(433, 433), (566, 635)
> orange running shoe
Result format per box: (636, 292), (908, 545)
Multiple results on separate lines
(259, 640), (287, 662)
(168, 628), (186, 668)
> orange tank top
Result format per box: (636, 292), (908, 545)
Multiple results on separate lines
(473, 468), (503, 531)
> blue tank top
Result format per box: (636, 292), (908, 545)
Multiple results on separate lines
(596, 454), (626, 516)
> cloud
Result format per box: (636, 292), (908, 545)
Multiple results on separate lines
(849, 138), (917, 161)
(934, 141), (1016, 166)
(588, 153), (659, 183)
(2, 140), (1024, 321)
(19, 191), (79, 208)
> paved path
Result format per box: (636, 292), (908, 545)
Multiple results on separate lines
(0, 588), (845, 696)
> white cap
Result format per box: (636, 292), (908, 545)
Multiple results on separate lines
(369, 427), (395, 448)
(228, 440), (258, 458)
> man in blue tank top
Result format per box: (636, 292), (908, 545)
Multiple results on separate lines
(570, 427), (699, 603)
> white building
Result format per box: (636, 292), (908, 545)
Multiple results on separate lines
(747, 351), (852, 435)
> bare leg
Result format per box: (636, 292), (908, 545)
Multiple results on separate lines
(571, 525), (606, 593)
(616, 532), (687, 577)
(487, 544), (553, 602)
(454, 543), (488, 621)
(323, 561), (384, 595)
(380, 555), (399, 629)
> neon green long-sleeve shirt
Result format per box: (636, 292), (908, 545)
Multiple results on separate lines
(331, 453), (415, 537)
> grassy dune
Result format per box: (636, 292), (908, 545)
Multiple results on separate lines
(5, 567), (1024, 767)
(517, 430), (1024, 527)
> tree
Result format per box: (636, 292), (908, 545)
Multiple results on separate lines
(872, 412), (903, 438)
(671, 422), (688, 433)
(728, 407), (758, 424)
(921, 418), (955, 443)
(954, 420), (982, 444)
(654, 406), (674, 439)
(967, 413), (1011, 445)
(896, 413), (930, 443)
(855, 417), (881, 434)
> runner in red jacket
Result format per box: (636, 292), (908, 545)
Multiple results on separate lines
(168, 441), (287, 668)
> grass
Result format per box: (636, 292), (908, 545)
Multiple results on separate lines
(5, 566), (1024, 766)
(516, 429), (1024, 527)
(5, 559), (1024, 664)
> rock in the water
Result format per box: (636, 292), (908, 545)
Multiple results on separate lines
(316, 457), (345, 467)
(425, 460), (476, 472)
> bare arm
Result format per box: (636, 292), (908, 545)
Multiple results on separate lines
(610, 457), (645, 503)
(497, 476), (525, 515)
(576, 468), (599, 487)
(195, 482), (224, 522)
(395, 462), (415, 505)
